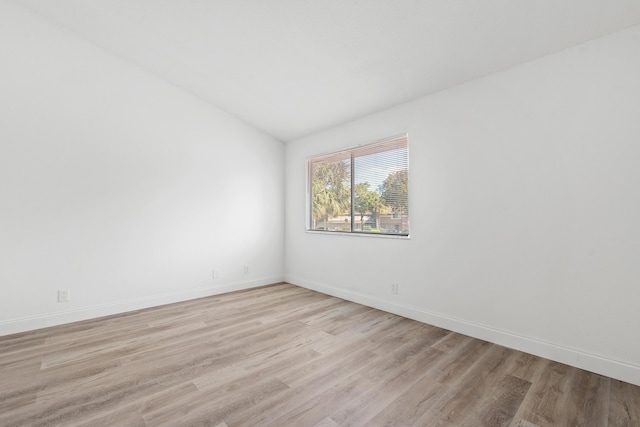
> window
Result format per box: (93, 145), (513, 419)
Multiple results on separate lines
(308, 134), (409, 236)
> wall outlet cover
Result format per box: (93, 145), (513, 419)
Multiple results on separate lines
(58, 289), (70, 302)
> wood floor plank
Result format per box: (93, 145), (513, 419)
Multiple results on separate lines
(227, 347), (376, 426)
(502, 350), (550, 383)
(70, 382), (198, 427)
(458, 373), (532, 427)
(609, 379), (640, 426)
(364, 336), (492, 426)
(1, 282), (639, 426)
(511, 360), (576, 426)
(431, 330), (474, 353)
(328, 346), (449, 426)
(411, 344), (516, 426)
(264, 372), (375, 427)
(147, 377), (289, 426)
(561, 369), (610, 426)
(314, 417), (341, 427)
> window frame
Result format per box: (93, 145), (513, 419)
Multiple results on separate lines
(306, 134), (409, 238)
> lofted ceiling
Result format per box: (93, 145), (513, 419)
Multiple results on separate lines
(10, 0), (640, 142)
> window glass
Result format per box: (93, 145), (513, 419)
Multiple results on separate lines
(308, 134), (409, 236)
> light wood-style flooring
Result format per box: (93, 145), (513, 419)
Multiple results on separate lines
(1, 283), (639, 426)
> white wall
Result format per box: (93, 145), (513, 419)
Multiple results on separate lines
(285, 24), (640, 385)
(0, 2), (284, 335)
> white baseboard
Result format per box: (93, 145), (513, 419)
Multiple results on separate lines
(286, 274), (640, 387)
(0, 276), (283, 337)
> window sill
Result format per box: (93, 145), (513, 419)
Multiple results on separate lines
(305, 230), (410, 239)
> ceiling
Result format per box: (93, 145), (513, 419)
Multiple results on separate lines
(11, 0), (640, 142)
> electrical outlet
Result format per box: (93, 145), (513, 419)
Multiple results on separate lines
(391, 284), (398, 295)
(243, 265), (249, 274)
(213, 269), (220, 280)
(58, 289), (70, 303)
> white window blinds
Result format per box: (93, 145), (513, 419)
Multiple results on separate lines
(308, 134), (409, 236)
